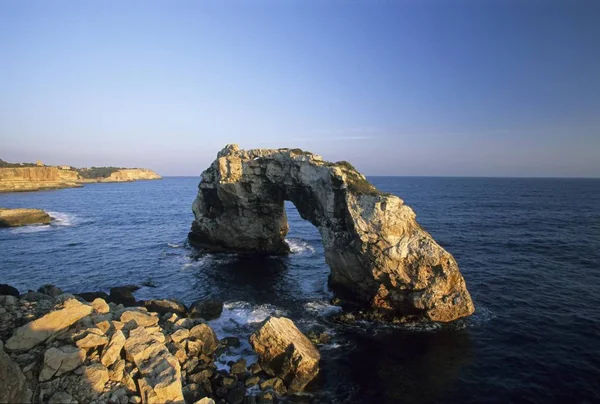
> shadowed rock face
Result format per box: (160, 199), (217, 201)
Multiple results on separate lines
(189, 144), (475, 322)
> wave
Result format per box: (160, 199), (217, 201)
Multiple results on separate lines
(167, 242), (181, 248)
(286, 238), (316, 254)
(47, 211), (78, 226)
(10, 211), (78, 234)
(304, 300), (342, 316)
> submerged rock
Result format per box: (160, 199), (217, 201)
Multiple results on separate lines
(189, 145), (474, 322)
(250, 316), (320, 392)
(0, 207), (51, 227)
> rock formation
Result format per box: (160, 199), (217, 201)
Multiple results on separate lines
(250, 317), (320, 392)
(189, 145), (474, 322)
(0, 208), (52, 227)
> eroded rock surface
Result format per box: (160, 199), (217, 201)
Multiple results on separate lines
(0, 208), (52, 227)
(5, 298), (93, 351)
(189, 145), (475, 322)
(250, 317), (320, 392)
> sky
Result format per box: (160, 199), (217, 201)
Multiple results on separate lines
(1, 0), (599, 177)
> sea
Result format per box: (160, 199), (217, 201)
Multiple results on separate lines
(1, 177), (599, 403)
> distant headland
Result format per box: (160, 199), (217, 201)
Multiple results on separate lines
(0, 159), (161, 193)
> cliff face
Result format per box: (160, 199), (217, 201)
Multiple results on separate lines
(0, 167), (161, 192)
(0, 167), (81, 192)
(99, 169), (162, 182)
(189, 144), (475, 322)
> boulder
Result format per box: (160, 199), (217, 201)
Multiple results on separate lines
(101, 329), (126, 367)
(38, 284), (64, 297)
(120, 310), (159, 328)
(0, 340), (32, 403)
(145, 299), (187, 316)
(123, 326), (184, 403)
(5, 298), (93, 351)
(109, 286), (139, 307)
(189, 323), (219, 354)
(91, 298), (110, 314)
(0, 283), (20, 297)
(75, 332), (109, 349)
(189, 145), (475, 322)
(188, 299), (224, 320)
(250, 317), (320, 392)
(39, 346), (86, 381)
(76, 291), (109, 302)
(82, 363), (109, 394)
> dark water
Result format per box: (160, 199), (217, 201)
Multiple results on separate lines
(1, 177), (599, 403)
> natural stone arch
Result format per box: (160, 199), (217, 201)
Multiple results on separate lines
(189, 145), (474, 322)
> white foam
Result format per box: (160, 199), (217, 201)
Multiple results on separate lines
(47, 211), (77, 226)
(208, 301), (287, 338)
(168, 242), (181, 248)
(304, 300), (342, 316)
(286, 238), (315, 255)
(9, 211), (78, 234)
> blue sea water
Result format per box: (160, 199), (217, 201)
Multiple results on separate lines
(1, 177), (599, 403)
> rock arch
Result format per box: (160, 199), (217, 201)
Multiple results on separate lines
(189, 145), (474, 322)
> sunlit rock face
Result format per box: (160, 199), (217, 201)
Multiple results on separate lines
(189, 144), (475, 322)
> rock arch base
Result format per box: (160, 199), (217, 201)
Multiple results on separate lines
(189, 145), (475, 322)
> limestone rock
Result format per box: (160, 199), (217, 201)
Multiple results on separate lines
(75, 332), (109, 349)
(189, 145), (474, 322)
(123, 326), (184, 403)
(82, 363), (109, 393)
(91, 298), (110, 314)
(120, 310), (159, 328)
(145, 299), (187, 316)
(170, 328), (189, 343)
(39, 346), (86, 381)
(101, 330), (126, 367)
(250, 317), (320, 392)
(0, 207), (52, 227)
(188, 323), (219, 354)
(0, 340), (32, 403)
(5, 298), (93, 351)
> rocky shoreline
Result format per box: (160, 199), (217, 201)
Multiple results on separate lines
(0, 284), (320, 404)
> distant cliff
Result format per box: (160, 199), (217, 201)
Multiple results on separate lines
(0, 165), (161, 193)
(0, 167), (82, 192)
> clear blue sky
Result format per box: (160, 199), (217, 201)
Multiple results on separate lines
(1, 0), (599, 177)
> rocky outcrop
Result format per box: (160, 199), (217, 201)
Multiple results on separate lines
(250, 317), (320, 392)
(1, 285), (288, 403)
(98, 169), (162, 182)
(189, 145), (475, 322)
(0, 208), (52, 227)
(0, 166), (161, 193)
